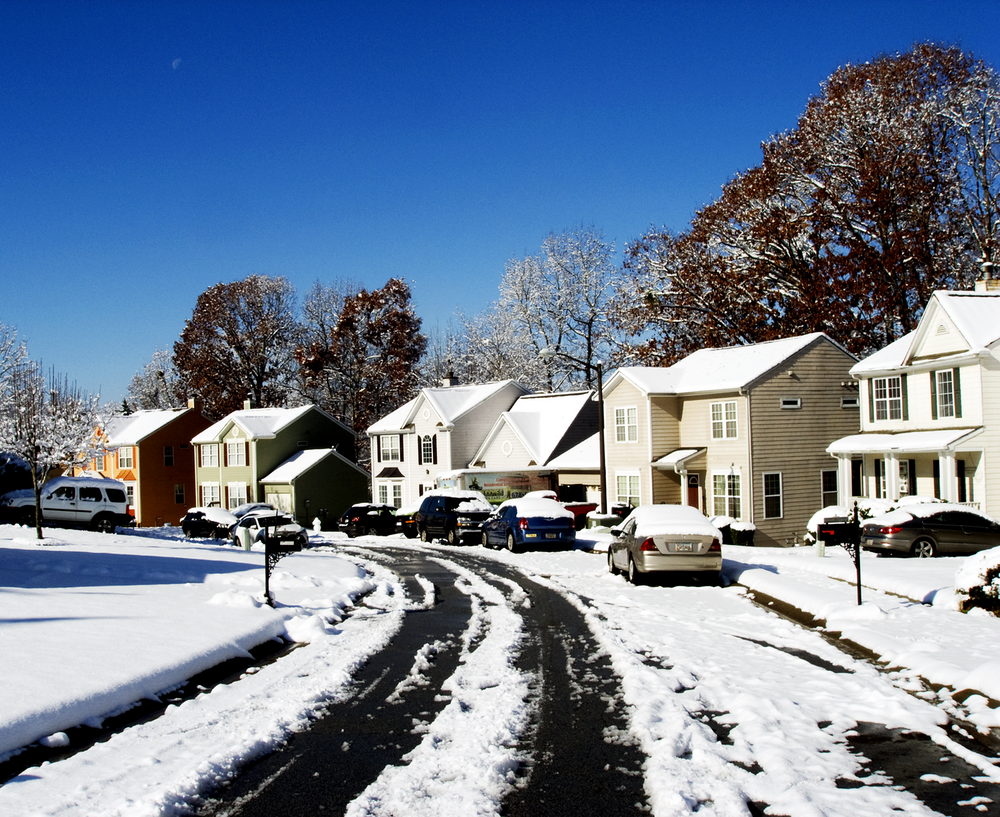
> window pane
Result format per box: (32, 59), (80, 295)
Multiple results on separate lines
(937, 371), (954, 418)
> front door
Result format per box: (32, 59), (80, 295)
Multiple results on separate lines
(687, 475), (699, 510)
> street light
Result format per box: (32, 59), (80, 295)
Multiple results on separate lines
(538, 347), (608, 515)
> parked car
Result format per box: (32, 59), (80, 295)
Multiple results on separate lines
(338, 503), (398, 537)
(522, 490), (596, 530)
(861, 504), (1000, 557)
(608, 505), (722, 584)
(1, 476), (133, 533)
(230, 502), (276, 520)
(232, 511), (309, 550)
(482, 497), (576, 552)
(414, 489), (492, 545)
(181, 506), (238, 539)
(394, 499), (421, 539)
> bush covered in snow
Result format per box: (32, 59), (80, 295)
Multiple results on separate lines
(955, 547), (1000, 616)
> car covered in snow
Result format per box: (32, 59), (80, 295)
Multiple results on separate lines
(608, 505), (722, 584)
(181, 506), (239, 539)
(1, 475), (134, 533)
(861, 503), (1000, 558)
(413, 489), (492, 545)
(481, 496), (576, 552)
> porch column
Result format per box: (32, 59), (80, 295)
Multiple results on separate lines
(939, 451), (958, 503)
(837, 455), (853, 506)
(885, 453), (900, 501)
(678, 468), (689, 507)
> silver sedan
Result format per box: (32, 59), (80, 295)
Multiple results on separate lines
(608, 505), (723, 584)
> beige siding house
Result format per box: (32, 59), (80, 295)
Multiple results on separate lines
(828, 288), (1000, 513)
(367, 380), (530, 507)
(603, 333), (860, 547)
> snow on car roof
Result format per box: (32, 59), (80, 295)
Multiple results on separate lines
(497, 497), (573, 519)
(865, 503), (998, 527)
(626, 505), (721, 538)
(187, 506), (237, 525)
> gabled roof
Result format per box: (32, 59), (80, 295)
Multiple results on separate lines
(544, 432), (599, 470)
(607, 333), (847, 396)
(104, 408), (192, 445)
(367, 380), (529, 434)
(260, 447), (369, 483)
(472, 391), (595, 467)
(193, 404), (350, 444)
(852, 290), (1000, 377)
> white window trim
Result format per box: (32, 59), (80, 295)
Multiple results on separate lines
(227, 482), (247, 509)
(763, 472), (783, 519)
(226, 441), (246, 467)
(615, 469), (641, 506)
(711, 401), (738, 439)
(382, 435), (401, 462)
(712, 469), (742, 519)
(873, 376), (902, 421)
(201, 482), (220, 507)
(614, 406), (638, 443)
(936, 370), (955, 419)
(200, 444), (220, 468)
(117, 447), (134, 469)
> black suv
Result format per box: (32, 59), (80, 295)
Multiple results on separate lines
(338, 503), (398, 538)
(414, 491), (492, 545)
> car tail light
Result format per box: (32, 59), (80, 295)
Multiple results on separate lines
(640, 538), (657, 552)
(878, 526), (903, 534)
(519, 517), (529, 530)
(709, 539), (721, 552)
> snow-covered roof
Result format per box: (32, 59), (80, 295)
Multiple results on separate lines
(192, 405), (338, 443)
(494, 497), (574, 520)
(473, 391), (595, 467)
(608, 333), (846, 396)
(367, 380), (529, 434)
(653, 448), (704, 470)
(544, 432), (599, 470)
(104, 408), (190, 446)
(260, 447), (369, 483)
(827, 427), (983, 455)
(852, 291), (1000, 376)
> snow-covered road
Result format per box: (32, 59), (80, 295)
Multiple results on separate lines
(1, 526), (999, 815)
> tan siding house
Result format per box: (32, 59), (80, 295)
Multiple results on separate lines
(604, 333), (859, 547)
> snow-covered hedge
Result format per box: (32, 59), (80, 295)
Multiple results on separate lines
(955, 546), (1000, 616)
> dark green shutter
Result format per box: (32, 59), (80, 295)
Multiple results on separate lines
(900, 374), (908, 421)
(867, 379), (875, 423)
(399, 434), (404, 462)
(930, 372), (938, 420)
(953, 368), (962, 418)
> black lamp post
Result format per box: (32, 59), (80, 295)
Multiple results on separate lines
(539, 348), (608, 515)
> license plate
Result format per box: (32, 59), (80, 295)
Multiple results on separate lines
(675, 542), (693, 552)
(546, 533), (558, 539)
(865, 538), (874, 546)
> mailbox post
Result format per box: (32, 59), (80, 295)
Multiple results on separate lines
(817, 503), (863, 606)
(262, 521), (303, 607)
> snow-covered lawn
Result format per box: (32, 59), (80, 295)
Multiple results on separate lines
(1, 523), (998, 815)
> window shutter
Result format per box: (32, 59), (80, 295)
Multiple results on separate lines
(224, 485), (229, 507)
(900, 374), (908, 421)
(376, 436), (382, 462)
(432, 435), (438, 465)
(245, 441), (249, 465)
(867, 380), (874, 423)
(953, 368), (962, 418)
(930, 373), (938, 420)
(908, 459), (916, 495)
(417, 436), (423, 465)
(874, 458), (883, 499)
(399, 434), (404, 462)
(933, 460), (941, 499)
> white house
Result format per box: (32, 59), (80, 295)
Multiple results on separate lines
(828, 287), (1000, 511)
(367, 379), (530, 507)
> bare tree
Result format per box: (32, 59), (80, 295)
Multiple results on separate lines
(0, 323), (27, 397)
(0, 363), (103, 539)
(173, 275), (302, 419)
(126, 349), (186, 411)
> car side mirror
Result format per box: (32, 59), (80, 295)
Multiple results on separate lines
(610, 527), (622, 537)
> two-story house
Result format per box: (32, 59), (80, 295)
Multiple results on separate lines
(192, 403), (366, 525)
(367, 378), (530, 507)
(81, 399), (212, 526)
(828, 288), (1000, 511)
(603, 333), (860, 547)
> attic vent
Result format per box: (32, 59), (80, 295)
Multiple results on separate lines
(780, 398), (802, 410)
(297, 440), (308, 448)
(936, 324), (948, 335)
(841, 397), (860, 409)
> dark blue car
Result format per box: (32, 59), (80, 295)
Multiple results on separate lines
(481, 497), (577, 552)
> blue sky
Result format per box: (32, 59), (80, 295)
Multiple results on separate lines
(2, 1), (998, 402)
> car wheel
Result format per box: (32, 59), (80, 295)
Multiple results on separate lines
(627, 555), (643, 585)
(910, 538), (936, 558)
(403, 525), (417, 539)
(607, 550), (617, 575)
(93, 514), (115, 534)
(365, 526), (376, 537)
(420, 527), (429, 543)
(506, 532), (518, 553)
(20, 508), (36, 527)
(445, 527), (459, 546)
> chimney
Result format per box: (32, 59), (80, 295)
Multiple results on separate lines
(976, 259), (1000, 293)
(187, 397), (203, 412)
(441, 371), (459, 388)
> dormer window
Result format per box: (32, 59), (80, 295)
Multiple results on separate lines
(872, 376), (903, 421)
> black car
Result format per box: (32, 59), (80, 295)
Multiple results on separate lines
(414, 490), (492, 545)
(861, 505), (1000, 557)
(181, 506), (237, 539)
(338, 503), (398, 537)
